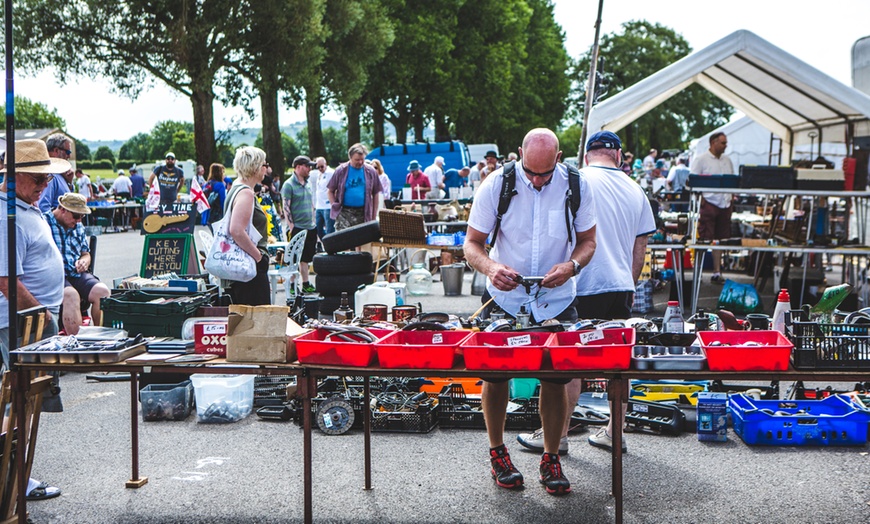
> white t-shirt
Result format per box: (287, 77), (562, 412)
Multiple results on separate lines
(77, 175), (92, 199)
(112, 175), (133, 194)
(468, 163), (597, 320)
(313, 168), (334, 211)
(424, 163), (443, 189)
(378, 173), (391, 200)
(690, 150), (735, 208)
(575, 165), (656, 297)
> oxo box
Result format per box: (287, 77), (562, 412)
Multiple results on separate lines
(194, 321), (228, 357)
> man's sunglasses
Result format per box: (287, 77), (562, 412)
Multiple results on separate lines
(69, 211), (85, 221)
(55, 147), (72, 156)
(23, 172), (54, 186)
(522, 161), (556, 178)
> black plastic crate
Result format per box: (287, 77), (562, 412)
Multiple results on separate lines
(739, 166), (796, 189)
(254, 375), (296, 407)
(371, 400), (438, 433)
(437, 384), (540, 430)
(789, 319), (870, 369)
(687, 174), (740, 188)
(103, 289), (213, 338)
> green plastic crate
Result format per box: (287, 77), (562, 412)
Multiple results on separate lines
(102, 289), (212, 338)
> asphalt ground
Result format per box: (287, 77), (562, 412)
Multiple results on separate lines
(22, 228), (870, 523)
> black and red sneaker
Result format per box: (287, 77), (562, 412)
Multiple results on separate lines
(539, 452), (571, 496)
(490, 444), (523, 489)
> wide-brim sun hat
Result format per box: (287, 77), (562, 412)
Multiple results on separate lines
(0, 139), (71, 174)
(407, 160), (421, 171)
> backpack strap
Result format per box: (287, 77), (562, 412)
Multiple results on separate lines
(490, 160), (517, 246)
(564, 163), (582, 245)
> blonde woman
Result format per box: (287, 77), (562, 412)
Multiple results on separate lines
(371, 158), (391, 204)
(224, 146), (270, 305)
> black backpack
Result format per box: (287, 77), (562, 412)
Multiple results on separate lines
(490, 161), (582, 246)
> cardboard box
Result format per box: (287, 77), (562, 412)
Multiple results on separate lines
(194, 321), (228, 357)
(697, 392), (728, 442)
(225, 305), (308, 363)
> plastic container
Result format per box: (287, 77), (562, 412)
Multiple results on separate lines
(140, 380), (193, 421)
(102, 289), (212, 338)
(376, 330), (471, 369)
(462, 331), (549, 371)
(788, 318), (870, 370)
(662, 301), (684, 332)
(295, 328), (392, 367)
(771, 289), (790, 334)
(406, 263), (433, 295)
(631, 345), (706, 370)
(548, 328), (635, 370)
(190, 374), (255, 423)
(354, 284), (397, 318)
(509, 378), (540, 399)
(698, 330), (793, 371)
(729, 394), (870, 446)
(418, 377), (484, 396)
(438, 383), (540, 430)
(440, 263), (465, 296)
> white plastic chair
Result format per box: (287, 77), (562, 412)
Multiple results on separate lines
(268, 229), (307, 305)
(198, 229), (214, 256)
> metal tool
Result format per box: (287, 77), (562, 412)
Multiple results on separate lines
(513, 275), (545, 295)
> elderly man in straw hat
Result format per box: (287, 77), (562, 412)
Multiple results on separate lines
(45, 193), (111, 334)
(0, 138), (67, 501)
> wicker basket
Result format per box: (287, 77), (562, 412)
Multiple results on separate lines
(379, 209), (427, 244)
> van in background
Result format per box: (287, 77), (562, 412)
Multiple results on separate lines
(467, 143), (499, 165)
(367, 141), (470, 195)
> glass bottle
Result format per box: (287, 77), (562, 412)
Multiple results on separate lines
(333, 292), (353, 322)
(406, 263), (433, 295)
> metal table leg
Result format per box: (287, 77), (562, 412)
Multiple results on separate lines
(692, 249), (707, 316)
(125, 371), (148, 488)
(364, 377), (372, 490)
(302, 372), (313, 524)
(608, 377), (625, 524)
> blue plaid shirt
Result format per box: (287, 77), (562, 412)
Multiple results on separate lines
(44, 211), (90, 277)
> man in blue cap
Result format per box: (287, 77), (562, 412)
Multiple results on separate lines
(517, 130), (655, 456)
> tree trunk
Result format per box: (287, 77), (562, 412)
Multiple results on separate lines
(305, 86), (326, 159)
(372, 101), (385, 146)
(413, 112), (425, 142)
(346, 100), (361, 146)
(391, 115), (409, 144)
(191, 88), (216, 166)
(434, 113), (451, 142)
(260, 84), (285, 183)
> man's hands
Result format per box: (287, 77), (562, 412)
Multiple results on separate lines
(487, 263), (520, 292)
(74, 254), (90, 274)
(542, 261), (575, 289)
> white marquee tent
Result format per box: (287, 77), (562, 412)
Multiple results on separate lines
(587, 30), (870, 163)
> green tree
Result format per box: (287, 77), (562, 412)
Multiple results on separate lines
(556, 124), (583, 159)
(118, 132), (152, 163)
(73, 138), (91, 160)
(94, 145), (116, 165)
(322, 126), (347, 166)
(303, 0), (394, 156)
(149, 121), (195, 161)
(170, 130), (196, 161)
(572, 21), (733, 156)
(226, 0), (327, 180)
(254, 131), (301, 177)
(0, 96), (66, 129)
(14, 0), (250, 166)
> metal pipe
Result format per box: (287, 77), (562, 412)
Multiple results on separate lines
(578, 0), (605, 166)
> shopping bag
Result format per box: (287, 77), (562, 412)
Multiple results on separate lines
(631, 279), (653, 314)
(204, 187), (262, 282)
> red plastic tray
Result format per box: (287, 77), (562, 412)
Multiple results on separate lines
(295, 328), (393, 367)
(462, 332), (549, 371)
(698, 330), (793, 371)
(376, 330), (471, 369)
(548, 328), (635, 370)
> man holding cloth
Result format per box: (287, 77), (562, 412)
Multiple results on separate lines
(464, 128), (596, 496)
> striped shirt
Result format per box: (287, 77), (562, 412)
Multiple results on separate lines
(281, 175), (315, 230)
(44, 211), (90, 277)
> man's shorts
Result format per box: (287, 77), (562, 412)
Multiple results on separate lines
(336, 207), (365, 230)
(574, 291), (633, 321)
(698, 200), (732, 241)
(65, 272), (101, 303)
(291, 227), (318, 264)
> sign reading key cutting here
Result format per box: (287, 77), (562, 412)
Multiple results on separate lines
(140, 233), (199, 277)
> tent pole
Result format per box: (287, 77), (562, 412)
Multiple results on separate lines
(5, 0), (19, 356)
(579, 0), (604, 167)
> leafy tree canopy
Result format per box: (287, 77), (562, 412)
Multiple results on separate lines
(572, 20), (734, 156)
(0, 95), (66, 130)
(94, 145), (116, 164)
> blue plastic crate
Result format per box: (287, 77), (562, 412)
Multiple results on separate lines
(729, 394), (870, 446)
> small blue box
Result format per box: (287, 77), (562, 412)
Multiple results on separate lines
(697, 392), (728, 441)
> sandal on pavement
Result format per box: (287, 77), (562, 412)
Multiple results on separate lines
(26, 482), (61, 501)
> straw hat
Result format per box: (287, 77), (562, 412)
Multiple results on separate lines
(58, 192), (92, 215)
(0, 139), (71, 174)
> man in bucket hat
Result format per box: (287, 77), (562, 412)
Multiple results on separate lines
(45, 193), (111, 334)
(0, 138), (67, 501)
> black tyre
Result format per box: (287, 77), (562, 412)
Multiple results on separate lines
(322, 221), (381, 254)
(314, 273), (375, 296)
(313, 251), (373, 276)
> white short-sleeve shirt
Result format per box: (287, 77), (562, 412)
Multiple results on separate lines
(467, 163), (596, 320)
(690, 150), (735, 208)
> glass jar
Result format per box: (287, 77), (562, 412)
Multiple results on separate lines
(406, 263), (433, 295)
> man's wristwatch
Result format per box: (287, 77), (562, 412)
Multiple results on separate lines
(571, 259), (582, 275)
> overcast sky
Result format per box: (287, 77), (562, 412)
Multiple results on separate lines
(5, 0), (870, 141)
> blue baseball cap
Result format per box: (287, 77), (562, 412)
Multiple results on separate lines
(586, 131), (622, 151)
